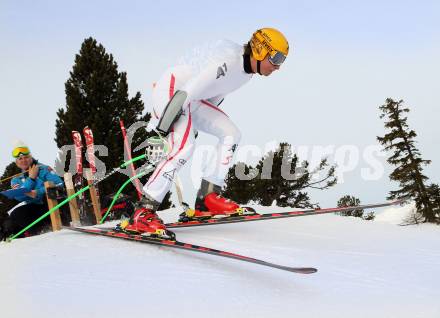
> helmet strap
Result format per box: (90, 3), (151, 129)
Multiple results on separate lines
(257, 60), (261, 75)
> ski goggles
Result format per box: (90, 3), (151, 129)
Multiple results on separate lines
(268, 50), (287, 66)
(12, 147), (31, 158)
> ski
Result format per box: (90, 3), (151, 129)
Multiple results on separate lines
(165, 198), (406, 229)
(72, 131), (86, 220)
(83, 126), (97, 174)
(64, 226), (317, 274)
(83, 126), (99, 199)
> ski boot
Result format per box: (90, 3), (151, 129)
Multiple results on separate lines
(116, 196), (175, 240)
(179, 180), (256, 222)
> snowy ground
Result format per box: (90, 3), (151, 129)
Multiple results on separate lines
(1, 204), (439, 318)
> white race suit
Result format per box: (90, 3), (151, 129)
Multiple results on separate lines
(145, 40), (253, 202)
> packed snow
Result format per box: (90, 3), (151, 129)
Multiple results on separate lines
(1, 203), (439, 318)
(375, 201), (417, 225)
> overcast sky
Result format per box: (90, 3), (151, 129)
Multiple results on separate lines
(1, 0), (439, 207)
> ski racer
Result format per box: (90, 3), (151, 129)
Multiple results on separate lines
(120, 27), (289, 237)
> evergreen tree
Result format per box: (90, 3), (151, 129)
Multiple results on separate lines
(55, 37), (171, 209)
(337, 195), (375, 220)
(224, 142), (337, 208)
(222, 162), (257, 204)
(337, 195), (364, 218)
(426, 183), (440, 218)
(377, 98), (438, 223)
(0, 163), (22, 224)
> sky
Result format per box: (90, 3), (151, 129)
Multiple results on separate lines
(1, 0), (439, 207)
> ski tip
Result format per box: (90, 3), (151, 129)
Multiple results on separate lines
(288, 267), (318, 274)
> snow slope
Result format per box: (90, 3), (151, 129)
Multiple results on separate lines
(1, 205), (439, 318)
(375, 201), (417, 225)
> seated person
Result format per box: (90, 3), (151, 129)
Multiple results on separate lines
(0, 141), (64, 240)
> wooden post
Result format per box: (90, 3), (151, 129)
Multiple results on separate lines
(84, 169), (102, 224)
(44, 181), (62, 231)
(64, 172), (81, 226)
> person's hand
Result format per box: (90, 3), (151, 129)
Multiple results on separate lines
(145, 136), (167, 163)
(25, 190), (37, 198)
(28, 164), (39, 180)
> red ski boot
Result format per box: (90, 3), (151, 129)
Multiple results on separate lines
(180, 194), (255, 222)
(117, 197), (175, 240)
(204, 192), (240, 215)
(179, 180), (256, 222)
(195, 180), (237, 213)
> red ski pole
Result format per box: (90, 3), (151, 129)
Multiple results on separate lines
(120, 119), (143, 200)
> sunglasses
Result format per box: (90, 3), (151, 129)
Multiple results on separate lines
(268, 50), (287, 66)
(12, 147), (31, 158)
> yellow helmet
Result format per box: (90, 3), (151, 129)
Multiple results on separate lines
(249, 28), (289, 65)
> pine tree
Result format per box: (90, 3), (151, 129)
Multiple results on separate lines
(224, 142), (337, 208)
(426, 183), (440, 218)
(337, 195), (364, 217)
(222, 162), (257, 204)
(377, 98), (438, 222)
(0, 162), (22, 224)
(54, 37), (171, 209)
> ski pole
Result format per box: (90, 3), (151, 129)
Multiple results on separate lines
(154, 129), (185, 207)
(100, 168), (153, 223)
(100, 129), (188, 223)
(0, 170), (29, 184)
(6, 186), (90, 242)
(6, 154), (147, 242)
(120, 119), (143, 200)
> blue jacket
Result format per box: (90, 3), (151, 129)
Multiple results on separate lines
(10, 162), (64, 205)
